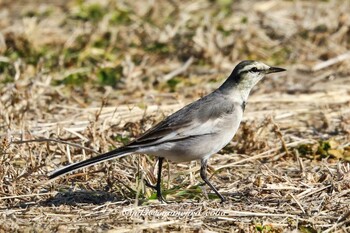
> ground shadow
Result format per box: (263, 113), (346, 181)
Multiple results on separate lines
(40, 190), (128, 207)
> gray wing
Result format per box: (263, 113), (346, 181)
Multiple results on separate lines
(127, 90), (235, 147)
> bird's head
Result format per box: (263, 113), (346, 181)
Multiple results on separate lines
(220, 60), (286, 94)
(233, 60), (285, 88)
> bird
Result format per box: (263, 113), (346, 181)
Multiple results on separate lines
(48, 60), (286, 203)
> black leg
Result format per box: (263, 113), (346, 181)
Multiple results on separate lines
(200, 159), (226, 203)
(155, 157), (166, 202)
(144, 157), (166, 203)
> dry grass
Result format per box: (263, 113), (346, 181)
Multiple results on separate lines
(1, 0), (350, 232)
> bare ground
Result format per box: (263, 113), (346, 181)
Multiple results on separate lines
(0, 0), (350, 232)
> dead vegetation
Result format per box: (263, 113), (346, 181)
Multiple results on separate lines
(0, 0), (350, 232)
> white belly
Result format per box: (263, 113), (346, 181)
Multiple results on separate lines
(139, 109), (243, 162)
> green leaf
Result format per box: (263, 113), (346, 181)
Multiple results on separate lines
(53, 72), (88, 87)
(73, 3), (105, 22)
(299, 225), (317, 233)
(97, 66), (123, 88)
(167, 78), (181, 92)
(113, 134), (130, 145)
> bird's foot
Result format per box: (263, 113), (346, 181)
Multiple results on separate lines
(219, 195), (226, 203)
(144, 179), (157, 190)
(144, 179), (168, 203)
(157, 194), (168, 204)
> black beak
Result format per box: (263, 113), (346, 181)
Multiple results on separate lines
(267, 66), (286, 74)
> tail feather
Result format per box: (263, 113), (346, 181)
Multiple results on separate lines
(48, 147), (137, 180)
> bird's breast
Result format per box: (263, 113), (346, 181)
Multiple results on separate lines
(141, 102), (244, 163)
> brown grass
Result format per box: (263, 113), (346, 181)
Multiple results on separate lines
(1, 0), (350, 232)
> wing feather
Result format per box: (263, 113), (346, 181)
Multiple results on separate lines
(126, 90), (235, 148)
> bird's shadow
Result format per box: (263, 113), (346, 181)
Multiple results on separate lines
(40, 190), (128, 207)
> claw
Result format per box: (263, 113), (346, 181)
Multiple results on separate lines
(144, 179), (167, 203)
(144, 179), (157, 190)
(157, 194), (168, 203)
(219, 196), (226, 203)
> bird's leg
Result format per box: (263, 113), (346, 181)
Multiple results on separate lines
(155, 157), (166, 202)
(200, 159), (226, 203)
(144, 178), (156, 189)
(144, 157), (166, 203)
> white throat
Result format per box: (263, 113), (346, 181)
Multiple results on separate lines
(231, 73), (264, 103)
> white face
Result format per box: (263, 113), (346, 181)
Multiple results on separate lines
(237, 61), (270, 89)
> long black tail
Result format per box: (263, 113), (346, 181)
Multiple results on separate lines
(48, 147), (137, 180)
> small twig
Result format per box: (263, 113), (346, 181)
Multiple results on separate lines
(312, 51), (350, 72)
(289, 193), (306, 214)
(0, 192), (57, 200)
(66, 145), (72, 163)
(12, 138), (98, 153)
(162, 57), (194, 81)
(297, 185), (332, 198)
(315, 196), (326, 214)
(323, 210), (350, 233)
(271, 118), (290, 156)
(0, 56), (10, 63)
(294, 149), (306, 178)
(95, 98), (109, 122)
(107, 221), (179, 233)
(219, 211), (295, 218)
(14, 59), (21, 81)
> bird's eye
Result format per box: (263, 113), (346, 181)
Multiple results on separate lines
(251, 67), (259, 72)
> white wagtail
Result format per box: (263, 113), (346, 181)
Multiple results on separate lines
(49, 60), (286, 202)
